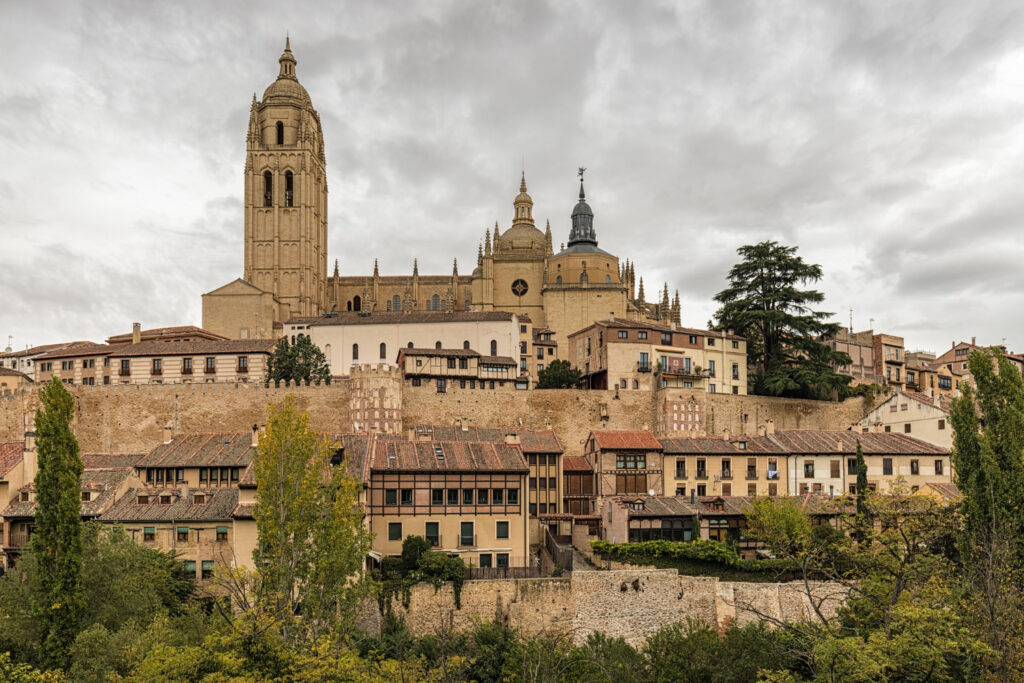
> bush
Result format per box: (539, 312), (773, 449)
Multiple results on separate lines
(590, 539), (800, 580)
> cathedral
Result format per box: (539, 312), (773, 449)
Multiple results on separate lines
(202, 40), (680, 355)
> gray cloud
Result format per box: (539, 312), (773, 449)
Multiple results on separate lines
(3, 0), (1024, 353)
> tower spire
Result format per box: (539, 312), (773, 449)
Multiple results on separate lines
(637, 277), (645, 304)
(413, 258), (419, 277)
(452, 258), (458, 276)
(278, 36), (297, 79)
(484, 227), (492, 256)
(333, 259), (339, 278)
(373, 259), (379, 278)
(567, 167), (596, 249)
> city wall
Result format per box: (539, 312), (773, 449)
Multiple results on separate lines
(390, 569), (845, 647)
(0, 372), (869, 455)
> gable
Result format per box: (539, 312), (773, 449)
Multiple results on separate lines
(203, 278), (271, 297)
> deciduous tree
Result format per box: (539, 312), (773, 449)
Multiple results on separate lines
(266, 336), (331, 385)
(536, 360), (582, 389)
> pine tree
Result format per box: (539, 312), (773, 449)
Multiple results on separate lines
(31, 378), (85, 670)
(713, 240), (852, 399)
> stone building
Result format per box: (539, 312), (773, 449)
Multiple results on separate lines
(583, 430), (665, 499)
(569, 318), (747, 394)
(859, 390), (952, 450)
(0, 342), (82, 381)
(659, 435), (786, 498)
(0, 368), (31, 394)
(201, 41), (680, 359)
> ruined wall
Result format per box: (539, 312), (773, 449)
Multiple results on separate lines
(394, 569), (845, 647)
(0, 381), (359, 454)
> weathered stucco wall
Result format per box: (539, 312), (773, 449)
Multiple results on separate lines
(392, 569), (845, 647)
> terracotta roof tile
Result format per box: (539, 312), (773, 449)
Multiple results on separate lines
(234, 502), (256, 519)
(898, 391), (952, 414)
(768, 430), (946, 455)
(4, 465), (134, 518)
(402, 348), (480, 358)
(411, 426), (562, 454)
(35, 342), (114, 360)
(100, 487), (239, 522)
(82, 454), (143, 469)
(109, 339), (276, 358)
(370, 440), (527, 473)
(609, 496), (699, 517)
(0, 342), (86, 359)
(659, 436), (786, 455)
(106, 326), (227, 344)
(562, 456), (592, 472)
(137, 433), (255, 468)
(590, 430), (664, 451)
(0, 367), (31, 379)
(0, 442), (23, 478)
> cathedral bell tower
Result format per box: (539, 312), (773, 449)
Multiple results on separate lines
(243, 38), (328, 319)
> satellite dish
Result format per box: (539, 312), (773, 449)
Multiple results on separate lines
(648, 489), (656, 497)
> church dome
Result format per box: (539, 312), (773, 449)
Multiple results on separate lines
(261, 38), (312, 106)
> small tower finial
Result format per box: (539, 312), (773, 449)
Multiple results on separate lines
(520, 170), (527, 194)
(285, 34), (290, 52)
(413, 258), (419, 277)
(333, 259), (339, 278)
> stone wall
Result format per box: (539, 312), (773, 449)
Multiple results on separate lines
(392, 569), (845, 647)
(0, 381), (359, 454)
(0, 377), (868, 457)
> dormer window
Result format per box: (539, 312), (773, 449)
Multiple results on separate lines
(331, 449), (344, 466)
(81, 491), (91, 502)
(20, 491), (29, 502)
(434, 445), (445, 462)
(160, 495), (172, 505)
(137, 495), (149, 505)
(193, 494), (206, 505)
(630, 500), (644, 511)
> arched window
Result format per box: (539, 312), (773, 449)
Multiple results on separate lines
(440, 300), (447, 311)
(352, 343), (359, 361)
(263, 172), (273, 207)
(324, 344), (331, 363)
(490, 340), (497, 356)
(580, 272), (588, 285)
(556, 275), (562, 285)
(284, 171), (294, 207)
(346, 301), (352, 311)
(386, 300), (392, 311)
(353, 296), (361, 312)
(392, 295), (401, 311)
(435, 341), (442, 350)
(276, 121), (284, 145)
(431, 294), (440, 311)
(463, 340), (470, 350)
(632, 379), (639, 389)
(407, 342), (413, 348)
(465, 300), (470, 310)
(379, 343), (387, 360)
(605, 274), (611, 283)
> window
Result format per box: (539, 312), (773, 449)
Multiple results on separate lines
(182, 560), (196, 577)
(492, 489), (504, 504)
(732, 340), (739, 349)
(437, 378), (446, 393)
(276, 121), (284, 145)
(151, 358), (162, 374)
(707, 338), (715, 346)
(529, 503), (537, 516)
(721, 458), (731, 478)
(478, 489), (489, 504)
(460, 522), (474, 546)
(490, 340), (497, 356)
(415, 522), (437, 548)
(205, 357), (216, 373)
(447, 358), (456, 369)
(935, 459), (944, 475)
(722, 483), (731, 495)
(352, 344), (359, 361)
(847, 458), (857, 475)
(263, 171), (273, 206)
(882, 458), (893, 475)
(675, 459), (686, 478)
(507, 489), (518, 505)
(496, 521), (509, 539)
(201, 560), (214, 580)
(463, 489), (473, 505)
(938, 419), (946, 430)
(803, 461), (814, 478)
(661, 332), (672, 345)
(904, 423), (911, 433)
(400, 489), (413, 505)
(379, 343), (387, 361)
(616, 454), (646, 469)
(496, 553), (509, 568)
(160, 495), (171, 504)
(193, 494), (205, 505)
(237, 356), (248, 372)
(432, 488), (443, 505)
(447, 488), (458, 505)
(81, 491), (91, 502)
(732, 363), (739, 380)
(177, 527), (189, 543)
(618, 330), (628, 339)
(910, 460), (919, 475)
(385, 489), (397, 505)
(216, 526), (228, 542)
(284, 171), (294, 206)
(143, 527), (155, 541)
(708, 360), (716, 377)
(120, 359), (130, 376)
(830, 460), (840, 478)
(478, 553), (493, 568)
(182, 357), (192, 374)
(388, 523), (402, 541)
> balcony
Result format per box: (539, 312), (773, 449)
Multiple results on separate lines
(118, 367), (130, 377)
(7, 529), (30, 548)
(458, 534), (477, 547)
(746, 468), (758, 480)
(151, 368), (162, 376)
(204, 366), (216, 375)
(181, 367), (193, 375)
(767, 470), (780, 481)
(720, 469), (732, 480)
(660, 366), (708, 379)
(696, 470), (708, 480)
(637, 362), (652, 373)
(675, 470), (687, 480)
(236, 365), (248, 373)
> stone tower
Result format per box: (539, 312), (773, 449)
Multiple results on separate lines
(243, 38), (328, 319)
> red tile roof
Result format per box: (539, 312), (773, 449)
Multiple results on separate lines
(109, 339), (276, 358)
(562, 456), (592, 472)
(81, 454), (143, 469)
(35, 342), (114, 360)
(402, 348), (480, 358)
(306, 311), (517, 326)
(100, 487), (239, 522)
(410, 426), (562, 453)
(106, 326), (227, 344)
(0, 367), (31, 379)
(4, 466), (134, 518)
(590, 430), (663, 451)
(0, 442), (24, 478)
(571, 318), (745, 341)
(898, 391), (952, 414)
(137, 433), (255, 468)
(659, 436), (785, 455)
(768, 430), (946, 455)
(370, 440), (527, 473)
(234, 502), (256, 519)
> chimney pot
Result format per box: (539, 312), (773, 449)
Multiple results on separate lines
(251, 423), (259, 448)
(971, 336), (976, 346)
(132, 322), (141, 345)
(163, 424), (173, 444)
(766, 419), (775, 435)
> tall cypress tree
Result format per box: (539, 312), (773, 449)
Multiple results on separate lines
(854, 440), (869, 545)
(31, 378), (85, 670)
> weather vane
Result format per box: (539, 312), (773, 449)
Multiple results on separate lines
(578, 167), (586, 180)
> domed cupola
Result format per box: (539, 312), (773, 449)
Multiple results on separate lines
(261, 37), (312, 106)
(568, 174), (596, 248)
(512, 171), (535, 227)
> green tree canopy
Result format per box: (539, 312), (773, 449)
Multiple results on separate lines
(31, 378), (85, 670)
(536, 360), (583, 389)
(266, 336), (331, 385)
(252, 396), (372, 647)
(712, 240), (852, 399)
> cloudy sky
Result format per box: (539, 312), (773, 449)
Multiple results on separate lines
(3, 0), (1024, 354)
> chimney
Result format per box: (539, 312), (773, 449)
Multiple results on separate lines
(642, 422), (649, 432)
(23, 431), (38, 482)
(251, 423), (259, 448)
(504, 433), (520, 445)
(721, 427), (730, 441)
(462, 421), (469, 432)
(757, 424), (767, 437)
(837, 439), (844, 452)
(163, 424), (173, 444)
(690, 489), (696, 504)
(132, 322), (141, 345)
(971, 336), (976, 347)
(766, 419), (775, 435)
